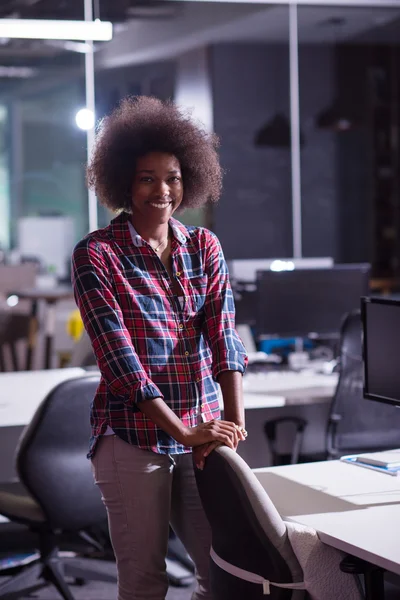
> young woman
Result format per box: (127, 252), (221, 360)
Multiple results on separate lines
(72, 96), (248, 600)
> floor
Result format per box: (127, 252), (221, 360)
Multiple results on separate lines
(3, 577), (400, 600)
(2, 565), (400, 599)
(0, 559), (197, 600)
(16, 582), (196, 600)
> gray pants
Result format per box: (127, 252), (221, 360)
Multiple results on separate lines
(91, 435), (212, 600)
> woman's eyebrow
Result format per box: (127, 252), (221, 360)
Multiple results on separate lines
(137, 169), (180, 173)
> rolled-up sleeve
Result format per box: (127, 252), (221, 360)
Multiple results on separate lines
(71, 238), (163, 404)
(202, 231), (248, 380)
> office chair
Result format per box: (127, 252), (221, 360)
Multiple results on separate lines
(195, 446), (305, 599)
(0, 263), (38, 371)
(0, 373), (194, 596)
(0, 312), (31, 371)
(264, 310), (400, 465)
(0, 374), (117, 600)
(195, 446), (364, 600)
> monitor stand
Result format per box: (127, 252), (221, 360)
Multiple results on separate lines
(288, 337), (309, 370)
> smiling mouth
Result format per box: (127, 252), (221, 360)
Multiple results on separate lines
(149, 201), (172, 209)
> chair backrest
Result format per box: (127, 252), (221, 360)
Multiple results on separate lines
(0, 312), (31, 344)
(327, 310), (400, 455)
(16, 373), (106, 531)
(0, 312), (31, 370)
(195, 446), (304, 600)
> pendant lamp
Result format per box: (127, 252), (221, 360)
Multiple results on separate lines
(315, 17), (356, 132)
(254, 112), (305, 148)
(316, 101), (355, 132)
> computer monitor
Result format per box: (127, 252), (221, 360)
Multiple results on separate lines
(228, 257), (333, 283)
(256, 263), (370, 339)
(362, 296), (400, 407)
(232, 281), (257, 326)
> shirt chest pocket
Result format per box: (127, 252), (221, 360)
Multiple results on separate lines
(187, 275), (208, 312)
(117, 270), (166, 316)
(134, 294), (168, 320)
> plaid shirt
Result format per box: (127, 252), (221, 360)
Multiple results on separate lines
(72, 212), (247, 456)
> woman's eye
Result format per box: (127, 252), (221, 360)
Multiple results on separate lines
(169, 177), (181, 183)
(140, 177), (153, 183)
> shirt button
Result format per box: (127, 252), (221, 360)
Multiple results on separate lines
(184, 351), (189, 356)
(196, 377), (201, 383)
(200, 403), (204, 408)
(176, 271), (181, 277)
(178, 323), (184, 330)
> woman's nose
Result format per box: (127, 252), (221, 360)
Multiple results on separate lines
(154, 180), (170, 197)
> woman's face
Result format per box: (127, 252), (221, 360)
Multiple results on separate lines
(131, 152), (184, 224)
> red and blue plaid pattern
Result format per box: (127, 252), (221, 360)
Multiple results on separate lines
(72, 212), (247, 456)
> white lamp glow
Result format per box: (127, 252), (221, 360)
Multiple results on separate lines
(75, 108), (95, 131)
(0, 19), (112, 41)
(270, 260), (295, 272)
(6, 295), (19, 308)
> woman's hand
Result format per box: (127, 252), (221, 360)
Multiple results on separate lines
(193, 442), (222, 470)
(193, 424), (247, 470)
(180, 419), (246, 450)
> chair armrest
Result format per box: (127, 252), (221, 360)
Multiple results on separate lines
(326, 413), (343, 459)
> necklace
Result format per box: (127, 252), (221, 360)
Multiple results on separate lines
(150, 237), (168, 253)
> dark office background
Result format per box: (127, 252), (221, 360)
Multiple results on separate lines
(1, 2), (400, 280)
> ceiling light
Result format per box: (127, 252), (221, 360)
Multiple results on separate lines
(75, 108), (95, 131)
(0, 19), (112, 41)
(45, 40), (95, 54)
(127, 5), (180, 18)
(0, 66), (37, 78)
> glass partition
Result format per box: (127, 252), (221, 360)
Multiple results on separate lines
(1, 45), (86, 279)
(3, 1), (400, 279)
(92, 2), (291, 249)
(298, 3), (400, 281)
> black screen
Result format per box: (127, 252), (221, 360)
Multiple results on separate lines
(256, 264), (370, 338)
(363, 297), (400, 407)
(233, 281), (257, 326)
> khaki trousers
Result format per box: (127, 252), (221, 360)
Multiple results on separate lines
(91, 435), (212, 600)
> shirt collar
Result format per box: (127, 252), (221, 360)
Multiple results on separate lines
(110, 211), (189, 248)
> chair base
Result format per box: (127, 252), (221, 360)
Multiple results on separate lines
(0, 554), (117, 600)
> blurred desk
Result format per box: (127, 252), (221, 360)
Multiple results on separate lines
(0, 369), (338, 429)
(241, 371), (338, 407)
(0, 368), (86, 427)
(10, 286), (74, 370)
(0, 369), (337, 480)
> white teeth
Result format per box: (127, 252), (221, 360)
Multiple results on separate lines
(149, 202), (171, 209)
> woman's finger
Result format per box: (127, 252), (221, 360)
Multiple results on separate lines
(218, 433), (235, 449)
(203, 441), (221, 457)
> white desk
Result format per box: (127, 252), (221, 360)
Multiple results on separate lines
(254, 460), (400, 576)
(241, 371), (338, 409)
(0, 368), (338, 427)
(0, 368), (86, 427)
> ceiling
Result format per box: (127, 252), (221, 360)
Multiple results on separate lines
(95, 2), (400, 70)
(0, 1), (399, 88)
(0, 0), (180, 21)
(0, 0), (181, 74)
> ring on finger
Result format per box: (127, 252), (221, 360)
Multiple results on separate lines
(235, 425), (248, 438)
